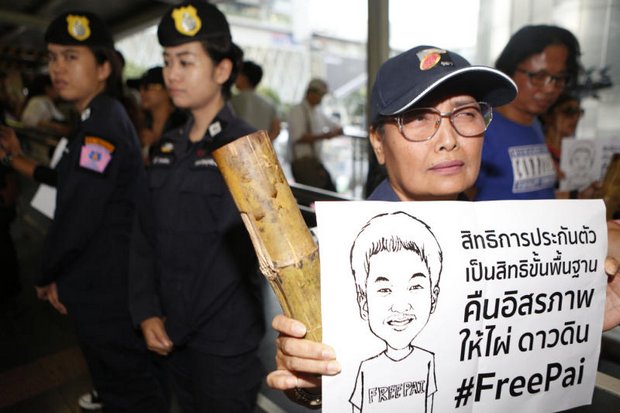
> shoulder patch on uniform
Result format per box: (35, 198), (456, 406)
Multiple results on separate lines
(80, 136), (115, 173)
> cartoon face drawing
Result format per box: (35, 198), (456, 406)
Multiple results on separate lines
(570, 147), (594, 171)
(361, 249), (436, 351)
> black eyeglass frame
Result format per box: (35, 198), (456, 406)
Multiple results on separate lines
(515, 68), (570, 88)
(560, 107), (585, 117)
(382, 101), (493, 143)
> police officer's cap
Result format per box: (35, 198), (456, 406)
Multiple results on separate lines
(45, 11), (114, 48)
(158, 1), (231, 47)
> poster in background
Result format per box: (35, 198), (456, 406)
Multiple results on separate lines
(317, 199), (607, 413)
(560, 137), (620, 191)
(30, 137), (67, 219)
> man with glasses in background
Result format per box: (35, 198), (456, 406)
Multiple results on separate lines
(471, 24), (584, 201)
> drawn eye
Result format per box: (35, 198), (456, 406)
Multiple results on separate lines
(409, 284), (423, 291)
(377, 287), (391, 294)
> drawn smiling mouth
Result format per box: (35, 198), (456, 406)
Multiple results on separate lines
(387, 315), (416, 329)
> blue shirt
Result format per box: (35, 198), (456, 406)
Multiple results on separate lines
(368, 179), (468, 201)
(368, 179), (400, 201)
(475, 111), (556, 200)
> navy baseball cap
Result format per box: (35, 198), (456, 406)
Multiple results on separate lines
(140, 66), (164, 87)
(158, 1), (231, 47)
(370, 46), (517, 123)
(45, 11), (114, 48)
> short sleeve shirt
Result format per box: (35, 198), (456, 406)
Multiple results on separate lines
(475, 111), (556, 200)
(350, 348), (437, 413)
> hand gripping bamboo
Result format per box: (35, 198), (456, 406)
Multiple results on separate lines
(212, 130), (321, 342)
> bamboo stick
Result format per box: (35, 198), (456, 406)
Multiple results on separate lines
(213, 130), (322, 342)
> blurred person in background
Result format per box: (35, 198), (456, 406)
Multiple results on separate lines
(230, 59), (281, 140)
(471, 25), (594, 201)
(137, 66), (187, 162)
(540, 91), (583, 176)
(287, 78), (343, 191)
(21, 73), (71, 135)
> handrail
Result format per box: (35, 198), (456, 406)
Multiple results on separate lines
(596, 371), (620, 397)
(289, 182), (356, 206)
(289, 182), (361, 228)
(10, 122), (62, 149)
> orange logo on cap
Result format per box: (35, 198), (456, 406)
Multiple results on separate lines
(417, 48), (446, 71)
(66, 15), (91, 42)
(172, 5), (202, 37)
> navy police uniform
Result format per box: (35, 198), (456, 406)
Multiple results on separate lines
(130, 104), (265, 412)
(0, 163), (20, 306)
(41, 11), (166, 412)
(129, 3), (265, 412)
(39, 93), (166, 412)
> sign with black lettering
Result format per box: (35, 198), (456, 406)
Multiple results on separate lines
(317, 199), (606, 413)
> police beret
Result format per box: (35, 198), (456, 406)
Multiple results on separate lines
(157, 1), (231, 47)
(45, 11), (114, 48)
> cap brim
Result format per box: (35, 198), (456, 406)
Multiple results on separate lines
(387, 66), (517, 116)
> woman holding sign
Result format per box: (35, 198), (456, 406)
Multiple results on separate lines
(266, 45), (620, 409)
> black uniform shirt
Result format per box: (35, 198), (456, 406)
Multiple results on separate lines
(130, 104), (264, 355)
(39, 93), (145, 307)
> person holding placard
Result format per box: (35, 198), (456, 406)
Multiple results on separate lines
(265, 45), (620, 409)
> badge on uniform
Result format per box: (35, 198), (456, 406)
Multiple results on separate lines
(208, 121), (222, 137)
(151, 140), (176, 167)
(172, 5), (202, 37)
(192, 144), (216, 168)
(66, 14), (91, 42)
(79, 136), (115, 173)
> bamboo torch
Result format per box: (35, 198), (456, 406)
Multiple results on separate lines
(212, 130), (321, 342)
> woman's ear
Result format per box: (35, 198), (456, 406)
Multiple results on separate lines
(96, 60), (112, 83)
(214, 58), (233, 86)
(369, 127), (386, 165)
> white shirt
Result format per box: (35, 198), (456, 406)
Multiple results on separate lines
(21, 96), (65, 128)
(230, 90), (278, 133)
(286, 100), (340, 161)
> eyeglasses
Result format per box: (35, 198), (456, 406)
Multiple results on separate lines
(516, 68), (570, 89)
(387, 102), (492, 142)
(140, 84), (164, 92)
(560, 107), (585, 117)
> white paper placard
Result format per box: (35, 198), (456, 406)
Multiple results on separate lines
(29, 137), (67, 219)
(318, 199), (607, 413)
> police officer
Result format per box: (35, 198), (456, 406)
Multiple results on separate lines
(129, 2), (265, 412)
(37, 11), (167, 412)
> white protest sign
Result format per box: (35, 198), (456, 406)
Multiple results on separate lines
(559, 137), (620, 191)
(317, 199), (607, 413)
(29, 137), (67, 219)
(597, 138), (620, 181)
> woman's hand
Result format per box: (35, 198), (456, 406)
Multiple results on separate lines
(604, 260), (620, 331)
(266, 314), (341, 392)
(35, 282), (67, 315)
(604, 222), (620, 331)
(0, 125), (23, 155)
(140, 317), (174, 356)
